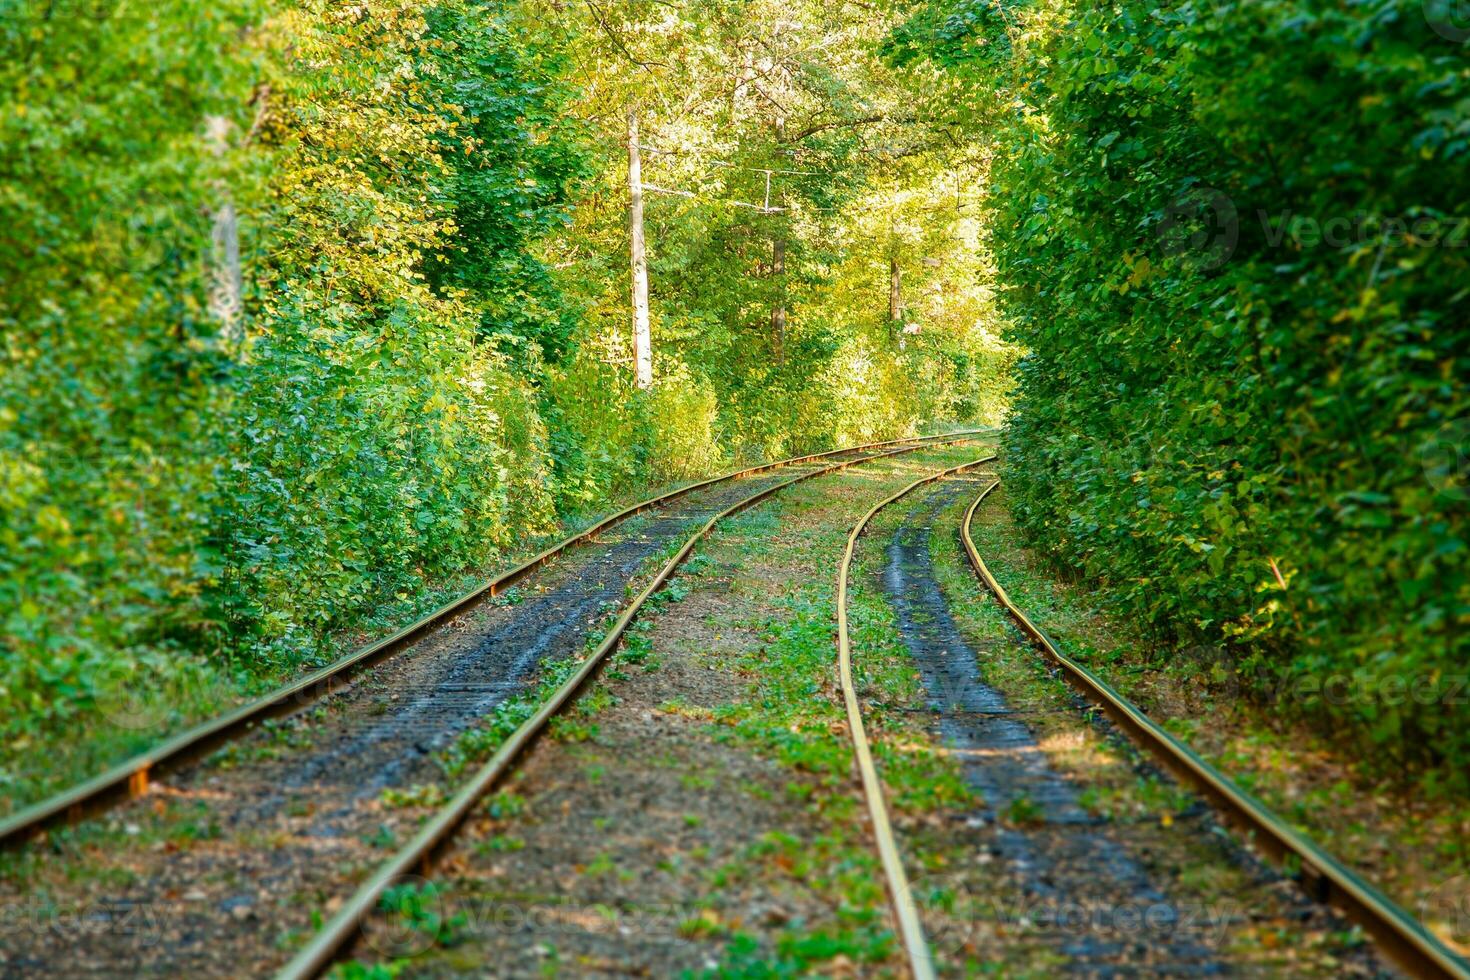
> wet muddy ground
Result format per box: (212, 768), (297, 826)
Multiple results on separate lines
(0, 454), (895, 978)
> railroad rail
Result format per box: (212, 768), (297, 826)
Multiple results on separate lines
(275, 437), (992, 978)
(0, 431), (986, 850)
(960, 479), (1470, 980)
(835, 458), (998, 980)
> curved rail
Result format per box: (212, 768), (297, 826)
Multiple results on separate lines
(276, 437), (992, 978)
(960, 480), (1470, 980)
(835, 456), (997, 980)
(0, 431), (987, 849)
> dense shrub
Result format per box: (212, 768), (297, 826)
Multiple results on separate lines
(903, 0), (1470, 783)
(0, 0), (266, 741)
(0, 0), (584, 795)
(645, 362), (726, 482)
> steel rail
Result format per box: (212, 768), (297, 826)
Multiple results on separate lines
(276, 437), (993, 979)
(960, 479), (1470, 980)
(0, 431), (989, 849)
(836, 456), (998, 980)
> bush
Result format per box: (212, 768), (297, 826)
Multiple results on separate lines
(906, 0), (1470, 784)
(645, 362), (726, 483)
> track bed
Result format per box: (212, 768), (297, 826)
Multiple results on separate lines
(0, 456), (889, 977)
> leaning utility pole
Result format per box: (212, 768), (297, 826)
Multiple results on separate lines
(627, 110), (653, 389)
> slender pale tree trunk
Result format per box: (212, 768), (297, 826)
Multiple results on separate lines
(770, 111), (787, 364)
(205, 115), (243, 348)
(627, 110), (653, 389)
(770, 235), (786, 363)
(889, 256), (903, 331)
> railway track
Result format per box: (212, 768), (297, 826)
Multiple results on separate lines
(831, 466), (1469, 978)
(0, 437), (983, 978)
(958, 479), (1470, 980)
(835, 456), (998, 980)
(0, 430), (984, 851)
(271, 438), (994, 978)
(14, 440), (1457, 978)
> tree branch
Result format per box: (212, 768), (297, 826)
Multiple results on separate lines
(785, 114), (899, 143)
(584, 0), (668, 71)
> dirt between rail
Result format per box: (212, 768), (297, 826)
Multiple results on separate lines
(0, 454), (895, 979)
(875, 480), (1394, 977)
(340, 448), (991, 978)
(968, 484), (1470, 963)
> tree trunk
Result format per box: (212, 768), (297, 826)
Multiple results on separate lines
(205, 114), (243, 348)
(770, 109), (787, 364)
(888, 255), (902, 332)
(210, 201), (243, 345)
(628, 110), (653, 389)
(771, 235), (786, 363)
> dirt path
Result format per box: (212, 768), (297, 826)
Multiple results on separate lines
(0, 455), (895, 979)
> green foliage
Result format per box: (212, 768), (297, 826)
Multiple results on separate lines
(1, 0), (1011, 810)
(693, 927), (895, 978)
(376, 880), (466, 948)
(901, 0), (1470, 782)
(420, 4), (591, 361)
(645, 362), (725, 482)
(0, 0), (271, 792)
(1, 0), (580, 804)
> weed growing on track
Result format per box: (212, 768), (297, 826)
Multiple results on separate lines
(679, 448), (988, 976)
